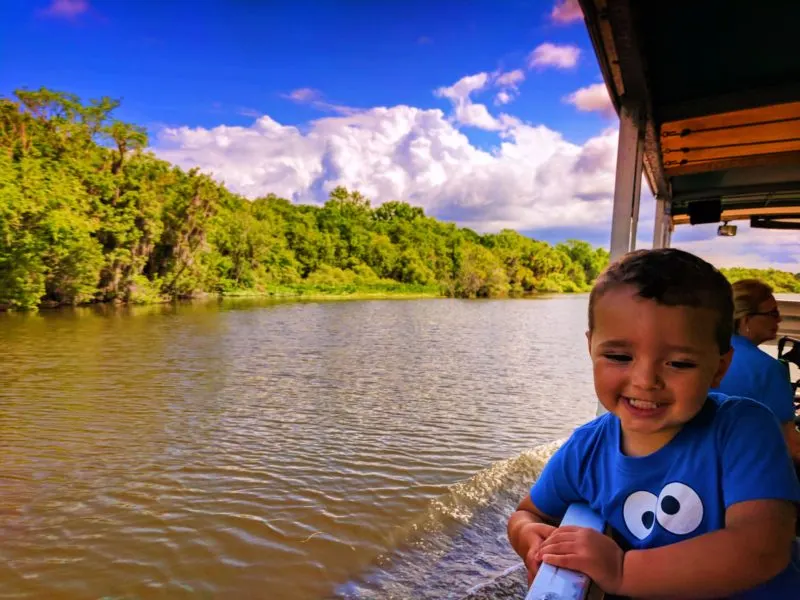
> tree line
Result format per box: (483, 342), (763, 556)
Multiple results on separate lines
(0, 88), (796, 310)
(720, 268), (800, 294)
(0, 88), (612, 310)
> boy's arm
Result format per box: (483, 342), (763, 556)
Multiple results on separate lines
(540, 400), (800, 597)
(624, 399), (800, 598)
(538, 498), (795, 598)
(619, 498), (796, 598)
(508, 495), (557, 554)
(509, 433), (588, 582)
(508, 495), (559, 581)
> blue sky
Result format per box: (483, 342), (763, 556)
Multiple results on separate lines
(3, 0), (798, 270)
(2, 0), (606, 142)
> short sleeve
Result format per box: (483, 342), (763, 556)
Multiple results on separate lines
(717, 398), (800, 508)
(763, 359), (796, 424)
(529, 436), (584, 521)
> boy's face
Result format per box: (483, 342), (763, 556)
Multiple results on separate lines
(587, 285), (733, 456)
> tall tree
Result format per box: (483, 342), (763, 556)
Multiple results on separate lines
(0, 87), (625, 309)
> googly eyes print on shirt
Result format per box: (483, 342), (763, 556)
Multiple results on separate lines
(622, 482), (704, 540)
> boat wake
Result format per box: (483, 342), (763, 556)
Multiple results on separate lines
(332, 440), (563, 599)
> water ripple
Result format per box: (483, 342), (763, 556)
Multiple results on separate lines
(0, 297), (596, 599)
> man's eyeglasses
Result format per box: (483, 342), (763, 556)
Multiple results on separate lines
(750, 309), (780, 319)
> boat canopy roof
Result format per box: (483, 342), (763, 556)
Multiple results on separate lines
(579, 0), (800, 229)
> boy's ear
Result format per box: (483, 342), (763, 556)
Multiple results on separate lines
(585, 330), (592, 354)
(711, 347), (734, 388)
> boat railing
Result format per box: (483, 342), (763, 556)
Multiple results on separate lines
(525, 503), (606, 600)
(777, 336), (800, 422)
(776, 300), (800, 340)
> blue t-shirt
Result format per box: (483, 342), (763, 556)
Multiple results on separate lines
(712, 334), (796, 423)
(530, 394), (800, 599)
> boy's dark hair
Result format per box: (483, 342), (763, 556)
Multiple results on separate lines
(588, 248), (733, 353)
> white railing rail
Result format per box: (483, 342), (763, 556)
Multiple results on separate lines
(524, 504), (606, 600)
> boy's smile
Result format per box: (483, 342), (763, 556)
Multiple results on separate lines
(588, 285), (733, 456)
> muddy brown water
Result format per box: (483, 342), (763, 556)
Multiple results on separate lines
(0, 297), (597, 599)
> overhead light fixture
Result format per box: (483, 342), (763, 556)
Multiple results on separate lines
(718, 222), (737, 237)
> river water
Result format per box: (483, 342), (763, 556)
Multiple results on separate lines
(0, 296), (598, 600)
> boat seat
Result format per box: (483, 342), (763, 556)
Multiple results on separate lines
(778, 336), (800, 374)
(777, 336), (800, 425)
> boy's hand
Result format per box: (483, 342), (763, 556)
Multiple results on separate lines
(536, 525), (625, 594)
(517, 522), (557, 584)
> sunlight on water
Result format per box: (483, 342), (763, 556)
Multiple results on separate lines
(0, 297), (596, 599)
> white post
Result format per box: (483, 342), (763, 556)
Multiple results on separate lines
(609, 104), (644, 262)
(653, 197), (672, 249)
(599, 105), (644, 417)
(630, 171), (642, 251)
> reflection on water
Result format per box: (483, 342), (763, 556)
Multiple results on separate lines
(0, 297), (596, 599)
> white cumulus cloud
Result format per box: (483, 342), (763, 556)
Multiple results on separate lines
(672, 227), (800, 272)
(434, 72), (504, 130)
(155, 103), (620, 233)
(152, 74), (800, 271)
(528, 43), (581, 70)
(564, 83), (614, 116)
(435, 73), (489, 100)
(286, 88), (319, 103)
(495, 91), (513, 105)
(283, 87), (358, 116)
(493, 69), (525, 106)
(495, 69), (525, 87)
(551, 0), (583, 24)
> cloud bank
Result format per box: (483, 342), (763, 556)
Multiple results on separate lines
(152, 36), (798, 270)
(157, 104), (618, 233)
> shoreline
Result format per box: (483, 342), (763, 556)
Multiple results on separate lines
(0, 286), (443, 312)
(1, 286), (582, 312)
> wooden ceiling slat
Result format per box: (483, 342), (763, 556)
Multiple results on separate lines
(580, 1), (800, 204)
(661, 119), (800, 151)
(661, 102), (800, 176)
(661, 101), (800, 136)
(664, 138), (800, 164)
(664, 151), (800, 177)
(665, 146), (800, 176)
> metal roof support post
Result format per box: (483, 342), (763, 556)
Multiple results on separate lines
(609, 103), (645, 262)
(599, 104), (644, 417)
(630, 166), (642, 251)
(653, 197), (671, 248)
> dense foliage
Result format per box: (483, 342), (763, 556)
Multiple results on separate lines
(720, 268), (800, 293)
(2, 89), (797, 311)
(0, 88), (613, 310)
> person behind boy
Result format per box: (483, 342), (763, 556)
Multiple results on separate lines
(508, 248), (800, 599)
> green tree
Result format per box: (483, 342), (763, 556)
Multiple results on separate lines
(453, 242), (510, 298)
(556, 239), (609, 283)
(721, 268), (800, 293)
(0, 86), (621, 309)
